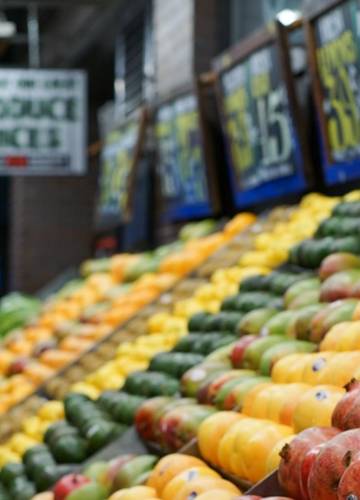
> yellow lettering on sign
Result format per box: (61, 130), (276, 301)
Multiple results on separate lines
(250, 73), (270, 98)
(317, 29), (360, 153)
(176, 111), (206, 201)
(224, 86), (253, 174)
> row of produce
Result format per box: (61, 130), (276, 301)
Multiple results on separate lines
(0, 215), (254, 414)
(2, 192), (360, 499)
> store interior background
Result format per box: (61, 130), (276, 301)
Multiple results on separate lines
(0, 0), (329, 295)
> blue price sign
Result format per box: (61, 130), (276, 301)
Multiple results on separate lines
(156, 93), (213, 221)
(215, 22), (308, 208)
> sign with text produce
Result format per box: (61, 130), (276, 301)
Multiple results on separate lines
(0, 69), (86, 175)
(218, 27), (307, 208)
(98, 119), (139, 220)
(309, 0), (360, 185)
(156, 93), (212, 221)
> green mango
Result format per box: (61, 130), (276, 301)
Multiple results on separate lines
(214, 376), (257, 409)
(67, 482), (107, 500)
(242, 335), (285, 369)
(113, 455), (158, 490)
(83, 462), (109, 484)
(286, 304), (325, 340)
(205, 343), (235, 365)
(180, 362), (228, 397)
(259, 340), (317, 376)
(284, 278), (321, 308)
(237, 308), (278, 336)
(221, 376), (271, 411)
(262, 311), (295, 336)
(310, 299), (359, 342)
(287, 289), (320, 310)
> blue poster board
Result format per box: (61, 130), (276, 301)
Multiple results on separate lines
(156, 93), (213, 221)
(309, 0), (360, 185)
(98, 109), (147, 224)
(216, 23), (308, 208)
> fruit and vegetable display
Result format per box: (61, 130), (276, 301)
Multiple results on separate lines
(0, 215), (255, 416)
(7, 192), (360, 498)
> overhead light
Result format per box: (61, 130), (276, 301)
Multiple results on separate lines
(277, 9), (301, 26)
(0, 12), (16, 38)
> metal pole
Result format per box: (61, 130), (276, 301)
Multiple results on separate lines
(27, 3), (40, 68)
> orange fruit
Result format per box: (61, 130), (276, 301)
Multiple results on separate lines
(59, 337), (93, 353)
(23, 363), (55, 384)
(265, 435), (295, 474)
(108, 486), (157, 500)
(7, 339), (32, 356)
(39, 349), (75, 369)
(0, 350), (14, 374)
(196, 490), (241, 500)
(292, 384), (344, 432)
(162, 467), (220, 500)
(173, 478), (239, 500)
(23, 327), (52, 343)
(240, 422), (293, 483)
(147, 454), (205, 495)
(198, 412), (242, 466)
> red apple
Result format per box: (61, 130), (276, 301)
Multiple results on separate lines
(53, 474), (90, 500)
(337, 455), (360, 499)
(278, 426), (340, 499)
(7, 357), (30, 375)
(308, 429), (360, 500)
(231, 335), (257, 368)
(332, 379), (360, 430)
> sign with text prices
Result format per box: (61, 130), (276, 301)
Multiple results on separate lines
(0, 69), (87, 175)
(99, 121), (138, 220)
(215, 22), (308, 208)
(156, 93), (213, 221)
